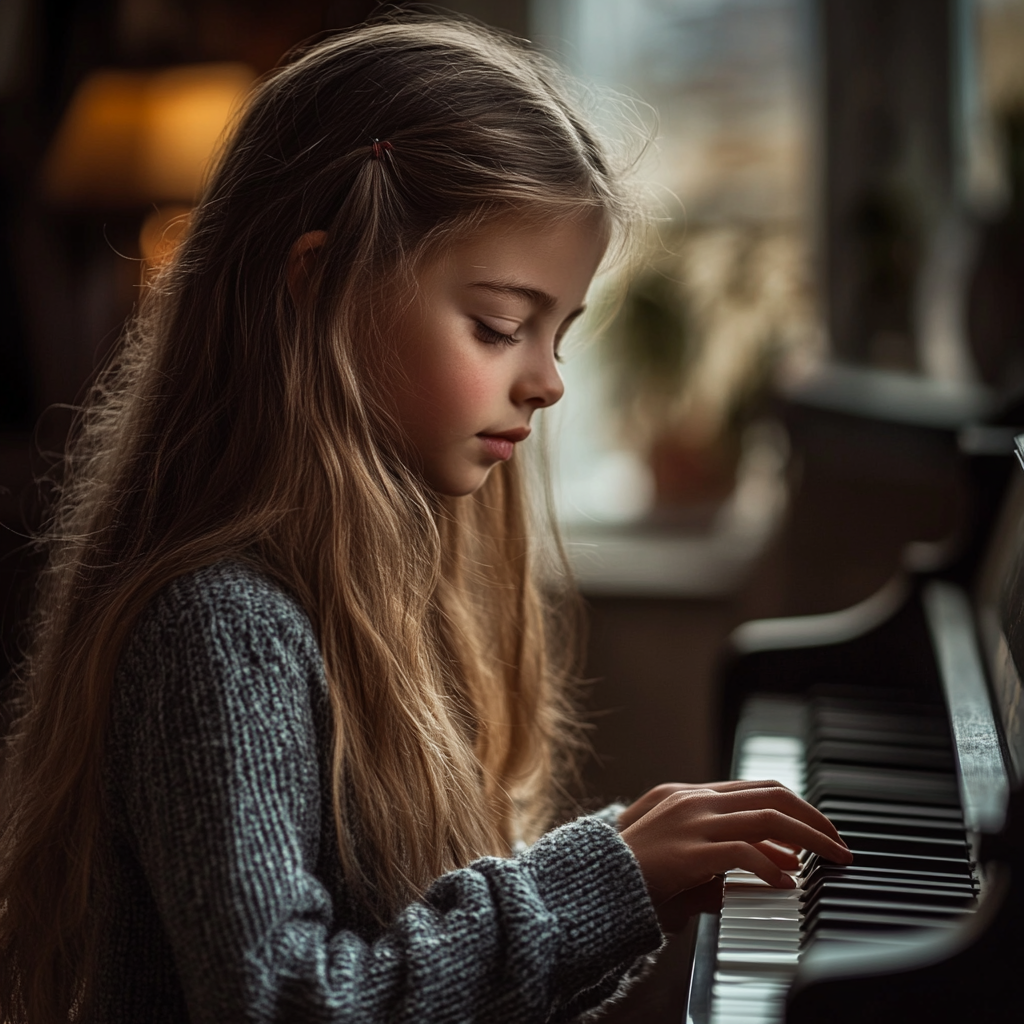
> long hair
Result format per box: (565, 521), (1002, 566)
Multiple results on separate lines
(0, 15), (642, 1022)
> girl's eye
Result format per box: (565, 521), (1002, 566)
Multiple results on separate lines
(474, 320), (520, 347)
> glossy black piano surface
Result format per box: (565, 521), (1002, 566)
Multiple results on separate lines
(686, 436), (1024, 1024)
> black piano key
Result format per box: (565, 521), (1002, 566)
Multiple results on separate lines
(801, 871), (977, 895)
(811, 713), (950, 740)
(823, 812), (966, 838)
(801, 903), (969, 933)
(807, 768), (960, 806)
(800, 882), (977, 914)
(815, 798), (964, 821)
(834, 829), (970, 858)
(807, 740), (954, 771)
(802, 897), (975, 927)
(809, 702), (950, 731)
(812, 701), (950, 722)
(813, 843), (970, 875)
(807, 928), (941, 947)
(813, 725), (949, 749)
(794, 693), (981, 956)
(801, 869), (977, 898)
(800, 859), (977, 891)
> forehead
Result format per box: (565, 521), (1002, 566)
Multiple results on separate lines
(418, 212), (610, 307)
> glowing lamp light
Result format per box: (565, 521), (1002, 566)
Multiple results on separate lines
(42, 63), (256, 207)
(139, 204), (193, 277)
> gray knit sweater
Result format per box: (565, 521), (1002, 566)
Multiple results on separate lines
(98, 561), (663, 1023)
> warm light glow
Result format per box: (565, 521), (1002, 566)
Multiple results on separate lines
(43, 64), (256, 207)
(139, 204), (192, 279)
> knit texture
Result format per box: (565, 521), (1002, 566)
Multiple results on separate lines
(98, 561), (663, 1023)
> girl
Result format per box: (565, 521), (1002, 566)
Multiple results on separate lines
(0, 15), (851, 1024)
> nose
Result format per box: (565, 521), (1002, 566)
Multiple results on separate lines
(514, 347), (565, 410)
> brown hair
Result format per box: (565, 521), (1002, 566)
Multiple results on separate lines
(0, 15), (641, 1021)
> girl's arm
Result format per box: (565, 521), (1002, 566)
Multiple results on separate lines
(109, 564), (662, 1024)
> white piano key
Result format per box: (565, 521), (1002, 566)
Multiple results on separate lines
(722, 904), (800, 913)
(714, 995), (788, 1007)
(718, 951), (800, 967)
(720, 925), (800, 938)
(710, 701), (811, 1023)
(716, 1011), (785, 1022)
(718, 941), (800, 953)
(722, 904), (800, 918)
(720, 916), (799, 927)
(722, 897), (801, 909)
(718, 930), (802, 944)
(713, 982), (789, 997)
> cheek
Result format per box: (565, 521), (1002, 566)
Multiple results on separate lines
(412, 351), (497, 426)
(445, 364), (495, 415)
(389, 307), (502, 430)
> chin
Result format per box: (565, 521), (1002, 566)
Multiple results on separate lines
(427, 466), (492, 498)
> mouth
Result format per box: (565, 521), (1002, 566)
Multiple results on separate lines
(477, 427), (530, 462)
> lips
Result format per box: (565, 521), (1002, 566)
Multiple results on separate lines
(479, 436), (514, 460)
(477, 426), (530, 462)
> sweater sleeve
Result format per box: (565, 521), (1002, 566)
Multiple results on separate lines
(590, 803), (628, 831)
(111, 567), (662, 1024)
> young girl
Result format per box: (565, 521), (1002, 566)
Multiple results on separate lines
(0, 16), (850, 1024)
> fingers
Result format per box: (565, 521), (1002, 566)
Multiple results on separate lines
(753, 840), (801, 871)
(773, 840), (803, 853)
(621, 781), (852, 903)
(653, 785), (850, 856)
(705, 787), (847, 846)
(706, 806), (850, 863)
(620, 779), (798, 829)
(618, 783), (713, 828)
(698, 779), (791, 794)
(718, 841), (798, 888)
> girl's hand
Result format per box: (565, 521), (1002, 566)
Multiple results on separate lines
(618, 783), (852, 930)
(618, 779), (805, 830)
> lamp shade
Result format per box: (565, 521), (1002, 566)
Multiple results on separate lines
(42, 63), (256, 207)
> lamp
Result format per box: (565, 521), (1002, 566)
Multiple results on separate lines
(42, 63), (256, 208)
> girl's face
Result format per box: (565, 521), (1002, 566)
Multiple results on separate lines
(383, 213), (607, 496)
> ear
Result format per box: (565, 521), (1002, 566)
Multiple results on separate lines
(287, 230), (328, 306)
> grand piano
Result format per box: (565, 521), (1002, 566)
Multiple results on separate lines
(684, 422), (1024, 1023)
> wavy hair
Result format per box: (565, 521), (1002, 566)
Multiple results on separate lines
(0, 15), (643, 1022)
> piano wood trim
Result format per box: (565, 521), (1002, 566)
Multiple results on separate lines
(922, 580), (1010, 833)
(684, 912), (719, 1024)
(730, 573), (911, 654)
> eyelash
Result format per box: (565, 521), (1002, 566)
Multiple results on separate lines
(474, 320), (519, 347)
(473, 320), (565, 363)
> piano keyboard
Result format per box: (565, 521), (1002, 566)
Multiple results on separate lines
(693, 692), (980, 1024)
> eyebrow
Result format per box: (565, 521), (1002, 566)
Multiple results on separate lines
(468, 280), (565, 316)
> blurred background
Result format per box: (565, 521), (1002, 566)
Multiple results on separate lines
(1, 0), (1023, 978)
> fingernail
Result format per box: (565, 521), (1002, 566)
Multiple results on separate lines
(779, 873), (796, 889)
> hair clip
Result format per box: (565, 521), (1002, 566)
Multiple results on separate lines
(371, 139), (394, 160)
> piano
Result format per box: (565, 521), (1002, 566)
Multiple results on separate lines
(685, 424), (1024, 1024)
